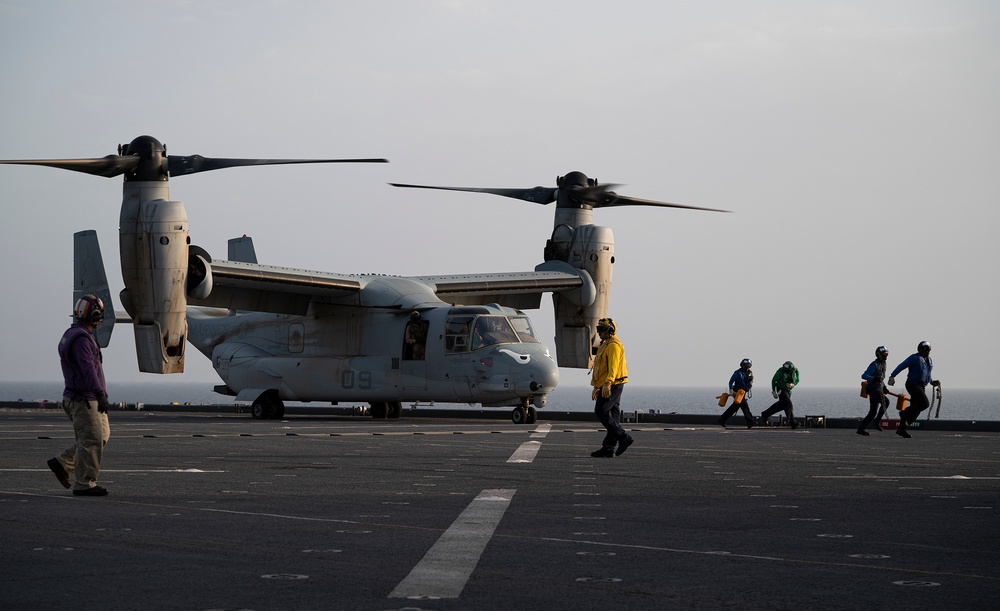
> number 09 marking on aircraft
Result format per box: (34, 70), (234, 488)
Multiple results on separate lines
(341, 370), (373, 390)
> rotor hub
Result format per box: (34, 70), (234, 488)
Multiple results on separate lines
(116, 135), (168, 182)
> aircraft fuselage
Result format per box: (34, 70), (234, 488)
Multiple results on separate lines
(187, 302), (558, 409)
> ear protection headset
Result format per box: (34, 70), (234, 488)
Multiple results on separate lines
(74, 294), (104, 324)
(596, 317), (616, 335)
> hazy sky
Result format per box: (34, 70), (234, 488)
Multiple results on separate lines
(1, 1), (997, 392)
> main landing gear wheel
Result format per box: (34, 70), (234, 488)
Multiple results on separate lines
(369, 402), (402, 419)
(251, 394), (285, 420)
(370, 402), (388, 419)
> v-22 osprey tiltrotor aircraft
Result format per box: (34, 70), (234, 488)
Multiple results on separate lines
(1, 136), (726, 423)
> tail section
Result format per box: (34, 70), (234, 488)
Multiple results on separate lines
(228, 236), (258, 263)
(73, 230), (116, 348)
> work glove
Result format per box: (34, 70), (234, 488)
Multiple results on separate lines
(887, 376), (895, 386)
(97, 396), (110, 414)
(591, 387), (599, 400)
(930, 380), (940, 387)
(787, 383), (794, 390)
(772, 390), (778, 399)
(601, 382), (612, 398)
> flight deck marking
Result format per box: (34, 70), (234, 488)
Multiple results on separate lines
(530, 423), (552, 438)
(813, 475), (1000, 480)
(8, 468), (225, 475)
(196, 507), (361, 524)
(389, 488), (515, 600)
(507, 440), (542, 463)
(539, 537), (1000, 581)
(507, 424), (550, 463)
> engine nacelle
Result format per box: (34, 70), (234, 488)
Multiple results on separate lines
(186, 247), (214, 300)
(119, 190), (189, 374)
(546, 223), (614, 369)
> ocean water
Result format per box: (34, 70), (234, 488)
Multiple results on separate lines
(2, 381), (998, 421)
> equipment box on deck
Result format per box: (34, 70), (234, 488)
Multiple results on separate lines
(804, 415), (826, 428)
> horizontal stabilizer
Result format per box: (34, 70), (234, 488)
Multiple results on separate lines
(114, 311), (133, 324)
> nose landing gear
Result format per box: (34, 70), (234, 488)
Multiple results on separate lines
(511, 400), (537, 424)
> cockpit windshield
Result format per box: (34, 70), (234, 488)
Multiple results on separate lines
(509, 316), (540, 343)
(471, 316), (519, 350)
(446, 314), (541, 353)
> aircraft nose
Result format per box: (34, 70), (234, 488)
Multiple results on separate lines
(528, 350), (560, 392)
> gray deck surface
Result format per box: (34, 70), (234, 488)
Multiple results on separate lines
(2, 409), (998, 610)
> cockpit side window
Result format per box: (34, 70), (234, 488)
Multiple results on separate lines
(509, 316), (540, 343)
(445, 316), (474, 353)
(471, 315), (519, 350)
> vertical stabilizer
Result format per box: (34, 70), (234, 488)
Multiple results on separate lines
(73, 230), (115, 348)
(228, 236), (258, 263)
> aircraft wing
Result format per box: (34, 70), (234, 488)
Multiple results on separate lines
(189, 256), (591, 314)
(414, 261), (593, 310)
(190, 259), (362, 315)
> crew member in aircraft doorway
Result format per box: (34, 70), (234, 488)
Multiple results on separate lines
(48, 294), (112, 496)
(590, 318), (634, 457)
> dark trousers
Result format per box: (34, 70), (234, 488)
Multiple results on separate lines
(859, 388), (888, 431)
(761, 390), (794, 423)
(594, 384), (629, 451)
(720, 398), (753, 426)
(900, 382), (929, 430)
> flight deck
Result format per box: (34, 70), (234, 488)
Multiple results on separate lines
(1, 409), (998, 610)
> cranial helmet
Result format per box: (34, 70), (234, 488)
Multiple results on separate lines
(740, 358), (752, 370)
(918, 341), (931, 352)
(876, 346), (889, 358)
(74, 294), (104, 324)
(783, 361), (796, 371)
(596, 317), (616, 335)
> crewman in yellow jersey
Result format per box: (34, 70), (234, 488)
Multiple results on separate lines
(590, 317), (633, 457)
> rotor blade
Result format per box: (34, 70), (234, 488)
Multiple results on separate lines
(595, 193), (731, 213)
(168, 155), (388, 177)
(389, 183), (557, 205)
(0, 155), (140, 178)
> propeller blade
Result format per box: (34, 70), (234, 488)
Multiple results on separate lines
(0, 155), (140, 178)
(595, 193), (731, 213)
(168, 155), (388, 177)
(389, 183), (557, 205)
